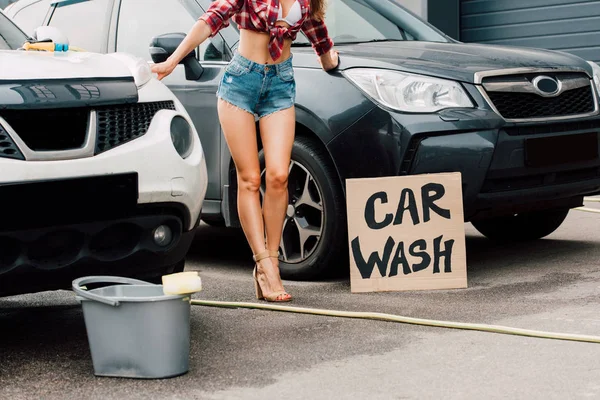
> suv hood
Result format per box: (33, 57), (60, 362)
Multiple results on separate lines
(298, 41), (594, 83)
(0, 49), (133, 80)
(0, 50), (139, 109)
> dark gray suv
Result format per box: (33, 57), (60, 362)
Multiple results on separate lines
(7, 0), (600, 279)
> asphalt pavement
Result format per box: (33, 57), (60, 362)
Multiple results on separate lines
(2, 200), (600, 399)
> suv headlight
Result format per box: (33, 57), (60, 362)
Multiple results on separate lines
(586, 61), (600, 96)
(343, 68), (474, 113)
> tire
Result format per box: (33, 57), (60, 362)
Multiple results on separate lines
(471, 209), (570, 242)
(259, 136), (347, 280)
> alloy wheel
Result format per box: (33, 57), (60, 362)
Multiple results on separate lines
(260, 160), (324, 264)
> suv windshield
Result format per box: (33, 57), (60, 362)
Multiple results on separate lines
(0, 12), (28, 50)
(294, 0), (449, 45)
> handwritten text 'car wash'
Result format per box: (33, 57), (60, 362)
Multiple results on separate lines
(346, 173), (467, 293)
(352, 183), (453, 279)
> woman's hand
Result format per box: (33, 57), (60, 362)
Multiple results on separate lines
(150, 20), (213, 81)
(151, 59), (177, 81)
(319, 49), (339, 71)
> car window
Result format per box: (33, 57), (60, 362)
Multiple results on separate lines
(48, 0), (110, 53)
(117, 0), (224, 62)
(293, 0), (405, 45)
(327, 0), (405, 42)
(0, 11), (28, 50)
(10, 0), (51, 37)
(197, 0), (239, 46)
(294, 0), (442, 45)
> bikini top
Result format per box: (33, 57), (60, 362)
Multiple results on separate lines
(276, 0), (302, 26)
(200, 0), (334, 61)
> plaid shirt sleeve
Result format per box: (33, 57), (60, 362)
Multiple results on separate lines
(199, 0), (244, 37)
(300, 16), (334, 57)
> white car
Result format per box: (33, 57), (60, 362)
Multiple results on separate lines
(0, 13), (207, 296)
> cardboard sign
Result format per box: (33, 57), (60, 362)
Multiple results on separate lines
(347, 173), (467, 293)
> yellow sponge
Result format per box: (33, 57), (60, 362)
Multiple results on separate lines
(162, 271), (202, 295)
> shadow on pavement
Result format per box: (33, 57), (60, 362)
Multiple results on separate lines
(188, 223), (251, 263)
(465, 234), (600, 273)
(2, 222), (600, 397)
(187, 222), (600, 280)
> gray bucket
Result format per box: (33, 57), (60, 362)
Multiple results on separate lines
(72, 276), (191, 379)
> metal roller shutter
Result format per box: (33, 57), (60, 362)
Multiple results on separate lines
(460, 0), (600, 63)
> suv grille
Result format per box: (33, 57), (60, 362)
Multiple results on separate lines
(0, 101), (176, 156)
(487, 86), (595, 120)
(503, 118), (600, 136)
(481, 72), (596, 121)
(0, 108), (89, 151)
(95, 101), (176, 154)
(0, 124), (24, 160)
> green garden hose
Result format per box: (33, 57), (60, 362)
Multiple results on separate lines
(190, 197), (600, 344)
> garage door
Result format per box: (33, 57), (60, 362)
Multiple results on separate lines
(460, 0), (600, 63)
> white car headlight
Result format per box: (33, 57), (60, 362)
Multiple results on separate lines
(108, 53), (153, 89)
(343, 68), (474, 113)
(586, 61), (600, 95)
(170, 116), (194, 159)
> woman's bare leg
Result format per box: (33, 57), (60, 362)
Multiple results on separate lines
(218, 100), (286, 295)
(259, 107), (295, 275)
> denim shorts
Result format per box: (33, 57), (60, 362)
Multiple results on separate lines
(216, 52), (296, 119)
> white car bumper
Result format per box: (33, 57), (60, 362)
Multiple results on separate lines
(0, 108), (207, 231)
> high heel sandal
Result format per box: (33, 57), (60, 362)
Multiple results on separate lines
(268, 249), (279, 260)
(253, 250), (292, 302)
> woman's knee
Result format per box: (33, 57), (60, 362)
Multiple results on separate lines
(238, 172), (262, 193)
(265, 168), (289, 191)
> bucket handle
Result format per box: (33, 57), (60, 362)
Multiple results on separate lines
(72, 276), (155, 307)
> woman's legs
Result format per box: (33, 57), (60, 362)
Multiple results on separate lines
(218, 99), (288, 296)
(259, 107), (296, 269)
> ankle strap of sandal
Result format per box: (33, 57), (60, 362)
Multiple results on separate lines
(268, 250), (279, 258)
(253, 250), (270, 262)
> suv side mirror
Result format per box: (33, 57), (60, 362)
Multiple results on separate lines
(150, 33), (203, 81)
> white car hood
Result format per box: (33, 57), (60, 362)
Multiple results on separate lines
(0, 50), (141, 109)
(0, 49), (133, 80)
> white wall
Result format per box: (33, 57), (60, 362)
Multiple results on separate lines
(399, 0), (428, 19)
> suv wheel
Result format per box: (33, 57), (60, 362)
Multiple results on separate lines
(471, 209), (570, 242)
(259, 136), (346, 280)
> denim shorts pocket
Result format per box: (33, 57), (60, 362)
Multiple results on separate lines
(278, 65), (295, 82)
(225, 61), (250, 77)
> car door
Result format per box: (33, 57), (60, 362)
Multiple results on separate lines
(45, 0), (114, 53)
(113, 0), (232, 203)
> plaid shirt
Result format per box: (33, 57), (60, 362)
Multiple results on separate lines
(199, 0), (334, 61)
